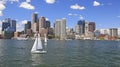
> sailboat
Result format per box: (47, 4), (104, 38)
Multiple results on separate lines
(44, 34), (47, 43)
(31, 34), (47, 54)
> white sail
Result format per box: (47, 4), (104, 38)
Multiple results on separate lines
(31, 34), (47, 54)
(44, 34), (47, 43)
(37, 34), (43, 49)
(31, 36), (38, 52)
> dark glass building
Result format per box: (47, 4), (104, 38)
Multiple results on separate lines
(77, 20), (85, 34)
(89, 22), (95, 32)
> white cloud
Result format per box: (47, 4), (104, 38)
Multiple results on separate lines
(0, 3), (6, 11)
(46, 18), (49, 21)
(68, 13), (72, 16)
(9, 0), (19, 4)
(0, 11), (3, 16)
(108, 3), (112, 5)
(79, 15), (84, 19)
(68, 13), (84, 19)
(16, 20), (28, 31)
(9, 0), (19, 2)
(45, 0), (55, 4)
(0, 3), (5, 16)
(0, 0), (6, 4)
(19, 2), (35, 10)
(70, 4), (85, 10)
(21, 20), (28, 24)
(117, 16), (120, 18)
(16, 23), (24, 31)
(93, 1), (101, 6)
(68, 13), (78, 16)
(26, 0), (30, 3)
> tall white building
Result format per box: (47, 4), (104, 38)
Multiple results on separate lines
(109, 28), (118, 37)
(54, 18), (66, 40)
(85, 22), (89, 36)
(31, 13), (38, 33)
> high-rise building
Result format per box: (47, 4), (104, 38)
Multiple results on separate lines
(31, 13), (38, 33)
(2, 18), (16, 32)
(11, 20), (16, 32)
(61, 18), (66, 40)
(54, 18), (66, 40)
(85, 22), (89, 36)
(39, 16), (46, 29)
(2, 22), (10, 31)
(2, 18), (16, 39)
(75, 25), (80, 34)
(54, 19), (61, 38)
(89, 22), (95, 32)
(32, 13), (38, 23)
(109, 28), (118, 37)
(24, 21), (31, 34)
(46, 21), (50, 28)
(77, 20), (85, 34)
(5, 18), (11, 24)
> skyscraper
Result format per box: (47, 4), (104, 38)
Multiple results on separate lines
(89, 22), (95, 32)
(11, 20), (16, 32)
(2, 18), (16, 32)
(2, 18), (16, 39)
(24, 21), (31, 34)
(31, 13), (38, 33)
(85, 22), (89, 36)
(54, 19), (61, 38)
(46, 21), (50, 28)
(77, 20), (85, 34)
(32, 13), (38, 23)
(61, 18), (66, 40)
(75, 25), (83, 35)
(54, 18), (66, 40)
(109, 28), (118, 37)
(39, 16), (46, 28)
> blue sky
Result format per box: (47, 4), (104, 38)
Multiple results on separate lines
(0, 0), (120, 32)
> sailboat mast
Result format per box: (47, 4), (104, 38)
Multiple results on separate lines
(36, 34), (38, 50)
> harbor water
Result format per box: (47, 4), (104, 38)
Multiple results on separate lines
(0, 39), (120, 67)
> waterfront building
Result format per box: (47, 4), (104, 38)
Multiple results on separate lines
(31, 13), (38, 33)
(75, 25), (79, 34)
(99, 29), (109, 35)
(85, 22), (89, 36)
(2, 22), (10, 31)
(89, 22), (95, 32)
(54, 18), (66, 40)
(2, 18), (16, 39)
(109, 28), (118, 38)
(61, 18), (66, 40)
(14, 32), (19, 38)
(46, 21), (50, 28)
(39, 28), (48, 38)
(48, 28), (54, 35)
(39, 16), (46, 29)
(66, 28), (75, 39)
(11, 20), (16, 32)
(54, 19), (61, 39)
(77, 20), (85, 34)
(24, 21), (31, 34)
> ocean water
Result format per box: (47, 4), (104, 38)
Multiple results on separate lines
(0, 39), (120, 67)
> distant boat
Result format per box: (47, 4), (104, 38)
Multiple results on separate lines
(31, 34), (47, 54)
(44, 34), (47, 43)
(17, 37), (28, 40)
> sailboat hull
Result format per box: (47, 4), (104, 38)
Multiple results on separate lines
(31, 50), (47, 54)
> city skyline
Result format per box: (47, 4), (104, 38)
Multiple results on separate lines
(0, 0), (120, 33)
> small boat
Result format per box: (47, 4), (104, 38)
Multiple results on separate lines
(31, 34), (47, 54)
(44, 34), (47, 43)
(17, 37), (28, 40)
